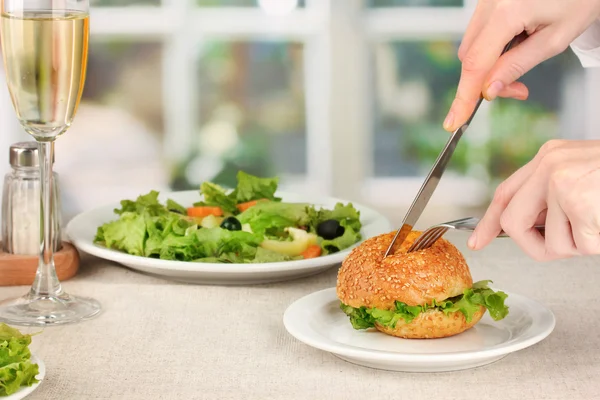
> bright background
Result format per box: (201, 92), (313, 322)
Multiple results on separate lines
(1, 0), (599, 228)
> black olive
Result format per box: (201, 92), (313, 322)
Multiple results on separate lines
(220, 216), (242, 231)
(317, 219), (345, 240)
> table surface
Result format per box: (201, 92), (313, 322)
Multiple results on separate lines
(2, 233), (598, 400)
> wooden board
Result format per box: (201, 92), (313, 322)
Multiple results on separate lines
(0, 242), (80, 286)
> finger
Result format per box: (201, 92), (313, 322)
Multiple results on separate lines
(500, 170), (549, 261)
(544, 186), (578, 259)
(483, 28), (569, 100)
(500, 184), (547, 261)
(562, 173), (600, 255)
(458, 1), (492, 61)
(570, 215), (600, 256)
(444, 19), (523, 132)
(469, 160), (539, 250)
(535, 209), (548, 226)
(497, 81), (529, 100)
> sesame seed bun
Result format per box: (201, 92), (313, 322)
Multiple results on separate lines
(375, 307), (485, 339)
(336, 230), (481, 339)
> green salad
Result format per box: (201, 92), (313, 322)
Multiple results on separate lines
(0, 324), (39, 397)
(94, 171), (363, 264)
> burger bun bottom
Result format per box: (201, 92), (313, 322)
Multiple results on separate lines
(375, 306), (486, 339)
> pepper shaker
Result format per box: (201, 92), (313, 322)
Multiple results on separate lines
(1, 141), (62, 255)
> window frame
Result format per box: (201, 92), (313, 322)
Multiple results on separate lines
(0, 0), (596, 210)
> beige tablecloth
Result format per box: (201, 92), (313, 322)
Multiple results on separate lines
(2, 233), (599, 400)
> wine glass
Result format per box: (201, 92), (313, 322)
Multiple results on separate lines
(0, 0), (101, 325)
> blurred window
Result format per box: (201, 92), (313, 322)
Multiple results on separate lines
(175, 41), (306, 190)
(0, 0), (592, 221)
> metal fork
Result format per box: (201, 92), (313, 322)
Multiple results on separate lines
(407, 217), (546, 253)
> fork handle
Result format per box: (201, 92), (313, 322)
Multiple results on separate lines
(498, 226), (545, 238)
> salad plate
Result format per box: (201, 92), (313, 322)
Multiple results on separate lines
(6, 354), (45, 400)
(66, 190), (392, 285)
(283, 288), (556, 372)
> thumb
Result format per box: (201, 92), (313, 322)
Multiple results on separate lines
(482, 28), (568, 101)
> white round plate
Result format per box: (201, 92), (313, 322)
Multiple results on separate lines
(284, 288), (556, 372)
(66, 191), (392, 285)
(7, 354), (45, 399)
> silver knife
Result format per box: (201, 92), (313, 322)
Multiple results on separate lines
(383, 38), (519, 257)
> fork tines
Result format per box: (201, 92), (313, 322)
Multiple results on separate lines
(407, 226), (449, 253)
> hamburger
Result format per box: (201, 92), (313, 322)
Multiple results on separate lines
(337, 230), (509, 339)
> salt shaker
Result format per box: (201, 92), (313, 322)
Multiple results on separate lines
(1, 141), (62, 255)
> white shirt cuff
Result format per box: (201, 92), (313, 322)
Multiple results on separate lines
(570, 19), (600, 68)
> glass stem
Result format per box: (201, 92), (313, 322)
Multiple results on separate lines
(30, 140), (62, 298)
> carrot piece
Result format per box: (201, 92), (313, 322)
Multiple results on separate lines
(301, 244), (322, 259)
(187, 206), (223, 218)
(236, 200), (258, 212)
(236, 199), (268, 212)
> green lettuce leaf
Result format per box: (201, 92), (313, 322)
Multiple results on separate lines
(114, 190), (162, 215)
(0, 361), (39, 396)
(157, 232), (203, 261)
(199, 182), (238, 214)
(194, 242), (300, 263)
(308, 202), (362, 233)
(476, 287), (509, 321)
(193, 254), (243, 263)
(238, 202), (311, 237)
(442, 280), (509, 321)
(0, 325), (27, 342)
(340, 280), (509, 330)
(195, 227), (261, 260)
(166, 199), (187, 215)
(231, 171), (280, 203)
(95, 211), (147, 257)
(148, 221), (262, 262)
(472, 280), (493, 289)
(0, 324), (39, 396)
(442, 289), (484, 323)
(320, 220), (362, 254)
(340, 304), (376, 330)
(143, 212), (183, 257)
(251, 247), (300, 263)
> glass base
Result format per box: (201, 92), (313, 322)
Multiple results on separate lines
(0, 291), (101, 326)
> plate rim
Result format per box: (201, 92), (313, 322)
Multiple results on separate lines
(65, 190), (393, 274)
(6, 353), (46, 399)
(283, 287), (556, 363)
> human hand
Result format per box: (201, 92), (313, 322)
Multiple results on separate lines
(468, 140), (600, 261)
(444, 0), (600, 132)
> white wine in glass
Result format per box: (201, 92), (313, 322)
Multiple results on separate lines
(0, 0), (101, 325)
